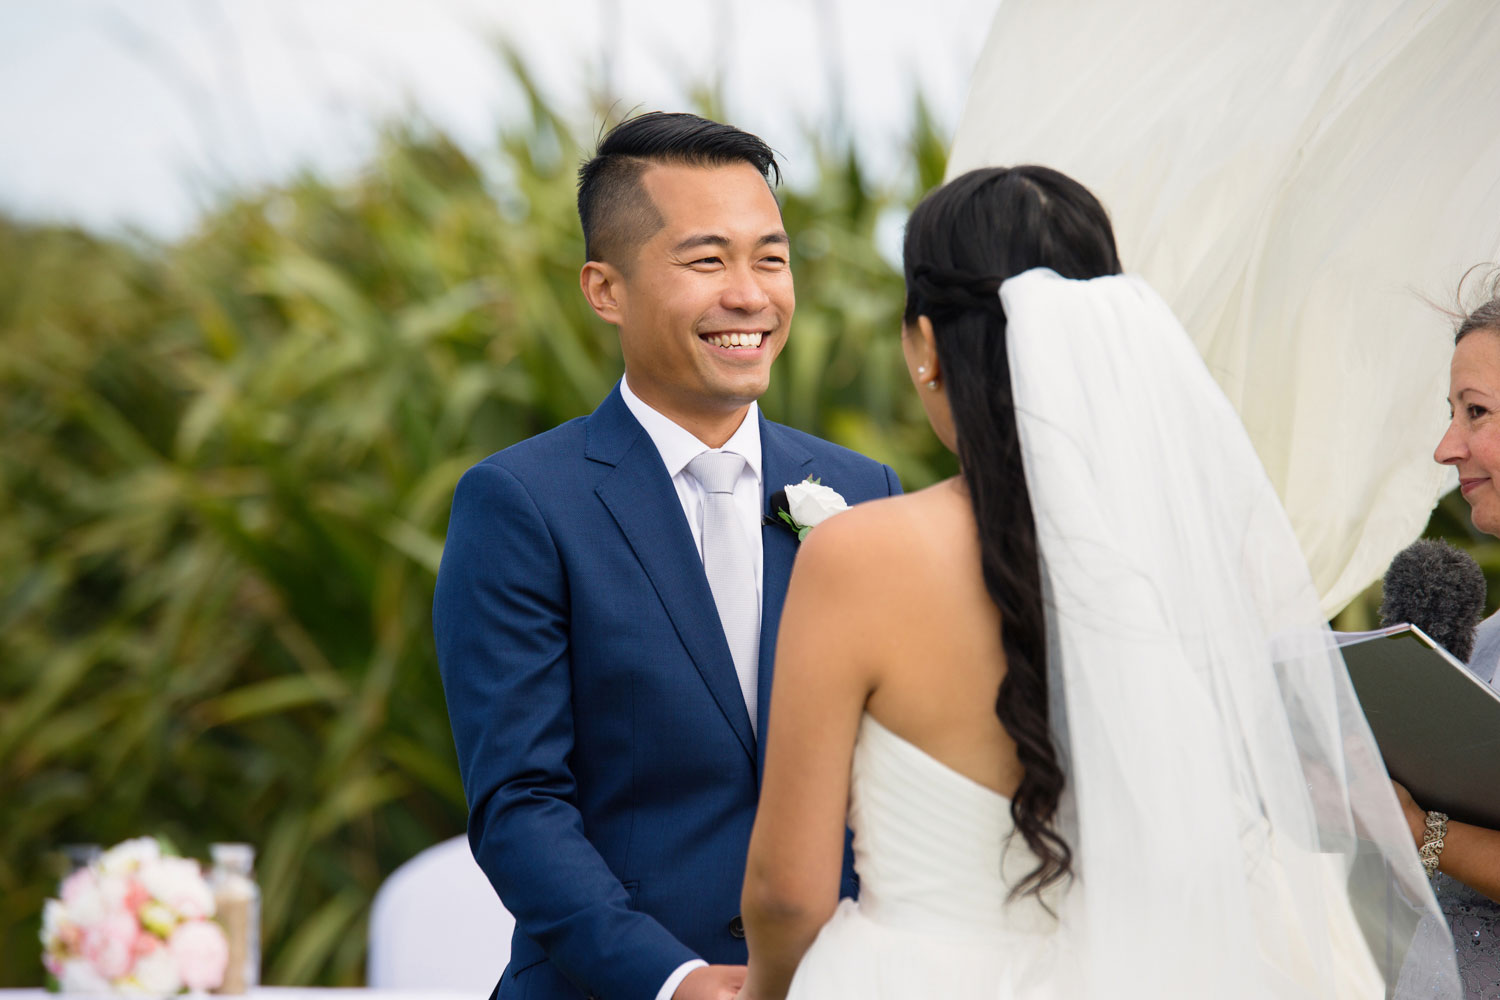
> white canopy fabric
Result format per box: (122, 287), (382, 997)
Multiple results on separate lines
(948, 0), (1500, 616)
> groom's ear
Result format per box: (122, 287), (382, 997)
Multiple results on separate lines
(580, 261), (625, 326)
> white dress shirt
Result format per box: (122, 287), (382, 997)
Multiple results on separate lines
(619, 376), (764, 1000)
(619, 376), (765, 599)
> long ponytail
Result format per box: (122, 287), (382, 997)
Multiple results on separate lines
(902, 166), (1121, 898)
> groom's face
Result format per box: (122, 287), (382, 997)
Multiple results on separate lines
(612, 161), (793, 418)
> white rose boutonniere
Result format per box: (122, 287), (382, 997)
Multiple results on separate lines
(767, 477), (850, 541)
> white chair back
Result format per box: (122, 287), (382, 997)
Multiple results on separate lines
(367, 835), (514, 991)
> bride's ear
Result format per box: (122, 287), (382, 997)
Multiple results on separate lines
(904, 315), (942, 390)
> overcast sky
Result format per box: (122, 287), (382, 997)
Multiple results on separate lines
(0, 0), (999, 236)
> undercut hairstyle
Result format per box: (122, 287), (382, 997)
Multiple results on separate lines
(902, 166), (1122, 903)
(577, 112), (781, 268)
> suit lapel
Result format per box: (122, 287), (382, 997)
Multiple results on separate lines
(756, 417), (815, 775)
(588, 388), (757, 763)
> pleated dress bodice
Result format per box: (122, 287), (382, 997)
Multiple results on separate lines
(847, 714), (1060, 937)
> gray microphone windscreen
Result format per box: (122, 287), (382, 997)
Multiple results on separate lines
(1379, 538), (1486, 662)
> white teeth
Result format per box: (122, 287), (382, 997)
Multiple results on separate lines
(703, 333), (764, 349)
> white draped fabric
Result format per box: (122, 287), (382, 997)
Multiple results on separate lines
(1005, 269), (1457, 997)
(949, 0), (1500, 616)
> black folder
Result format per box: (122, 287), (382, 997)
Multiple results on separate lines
(1338, 624), (1500, 829)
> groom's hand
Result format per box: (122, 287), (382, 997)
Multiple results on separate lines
(674, 964), (747, 1000)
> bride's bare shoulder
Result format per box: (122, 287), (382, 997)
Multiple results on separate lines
(794, 478), (972, 583)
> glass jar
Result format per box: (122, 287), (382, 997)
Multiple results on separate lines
(208, 843), (260, 994)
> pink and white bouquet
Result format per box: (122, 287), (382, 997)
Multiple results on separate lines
(41, 837), (229, 995)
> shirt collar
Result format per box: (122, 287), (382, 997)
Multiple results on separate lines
(619, 376), (763, 484)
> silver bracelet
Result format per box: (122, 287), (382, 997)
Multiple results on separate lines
(1419, 810), (1449, 879)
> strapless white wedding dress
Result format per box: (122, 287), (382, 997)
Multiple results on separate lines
(786, 714), (1070, 999)
(777, 272), (1461, 997)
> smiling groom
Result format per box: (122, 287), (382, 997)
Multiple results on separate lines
(433, 112), (900, 1000)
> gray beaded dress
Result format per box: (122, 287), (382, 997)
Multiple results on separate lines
(1440, 612), (1500, 998)
(1436, 873), (1500, 999)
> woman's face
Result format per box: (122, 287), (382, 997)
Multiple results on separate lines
(1436, 327), (1500, 534)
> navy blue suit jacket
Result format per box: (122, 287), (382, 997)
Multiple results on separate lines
(433, 385), (901, 1000)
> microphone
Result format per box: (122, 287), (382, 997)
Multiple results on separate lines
(1379, 538), (1486, 662)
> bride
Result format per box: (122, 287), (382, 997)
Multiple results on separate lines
(734, 167), (1460, 999)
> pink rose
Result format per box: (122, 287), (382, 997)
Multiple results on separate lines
(122, 877), (150, 914)
(169, 920), (228, 992)
(80, 909), (137, 980)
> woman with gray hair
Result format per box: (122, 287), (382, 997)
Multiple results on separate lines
(1398, 273), (1500, 996)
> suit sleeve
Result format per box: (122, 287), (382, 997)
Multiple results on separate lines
(883, 463), (903, 498)
(433, 461), (697, 999)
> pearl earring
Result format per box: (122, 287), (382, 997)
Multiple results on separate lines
(926, 379), (939, 390)
(916, 366), (928, 376)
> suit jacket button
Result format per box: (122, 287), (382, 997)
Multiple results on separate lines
(728, 915), (746, 939)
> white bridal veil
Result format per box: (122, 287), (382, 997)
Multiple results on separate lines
(1005, 269), (1459, 997)
(951, 0), (1500, 616)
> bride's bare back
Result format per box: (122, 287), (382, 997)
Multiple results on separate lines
(741, 475), (1025, 997)
(850, 479), (1022, 798)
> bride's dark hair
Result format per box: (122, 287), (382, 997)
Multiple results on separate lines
(902, 166), (1121, 899)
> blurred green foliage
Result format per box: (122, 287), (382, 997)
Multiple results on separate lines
(0, 58), (1489, 988)
(0, 69), (952, 984)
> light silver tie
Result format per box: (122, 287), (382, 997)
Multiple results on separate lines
(686, 450), (760, 733)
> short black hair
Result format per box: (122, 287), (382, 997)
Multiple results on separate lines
(577, 112), (781, 268)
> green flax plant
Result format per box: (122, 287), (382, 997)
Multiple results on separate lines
(0, 74), (953, 983)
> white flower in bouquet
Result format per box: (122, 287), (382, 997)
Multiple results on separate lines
(59, 867), (108, 926)
(140, 856), (216, 921)
(98, 837), (161, 877)
(40, 836), (229, 995)
(57, 957), (112, 994)
(95, 873), (135, 914)
(41, 899), (67, 944)
(130, 945), (183, 995)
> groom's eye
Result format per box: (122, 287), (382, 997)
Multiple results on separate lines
(691, 256), (723, 268)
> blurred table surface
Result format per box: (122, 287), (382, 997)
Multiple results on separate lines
(0, 991), (479, 999)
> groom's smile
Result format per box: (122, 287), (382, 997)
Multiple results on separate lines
(698, 330), (765, 350)
(583, 160), (793, 443)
